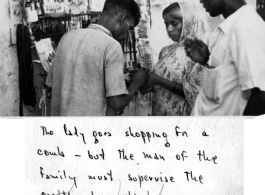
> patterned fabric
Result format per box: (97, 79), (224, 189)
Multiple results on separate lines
(151, 0), (204, 116)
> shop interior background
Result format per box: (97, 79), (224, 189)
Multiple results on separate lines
(0, 0), (259, 116)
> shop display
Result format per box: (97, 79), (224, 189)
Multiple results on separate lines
(42, 0), (89, 14)
(25, 0), (32, 12)
(30, 0), (36, 11)
(36, 0), (41, 14)
(34, 38), (55, 72)
(17, 24), (37, 115)
(15, 0), (101, 116)
(135, 0), (154, 70)
(122, 0), (153, 116)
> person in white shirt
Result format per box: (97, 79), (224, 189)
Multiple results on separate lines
(184, 0), (265, 116)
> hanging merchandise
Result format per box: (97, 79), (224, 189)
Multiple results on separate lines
(36, 0), (43, 15)
(43, 0), (63, 14)
(135, 0), (154, 69)
(122, 0), (153, 116)
(41, 0), (91, 15)
(135, 0), (153, 116)
(136, 0), (153, 116)
(35, 38), (55, 72)
(17, 24), (37, 116)
(25, 0), (32, 12)
(30, 0), (36, 11)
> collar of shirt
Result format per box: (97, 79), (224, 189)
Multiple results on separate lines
(88, 24), (113, 37)
(216, 4), (255, 35)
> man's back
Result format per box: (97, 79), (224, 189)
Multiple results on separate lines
(47, 24), (127, 116)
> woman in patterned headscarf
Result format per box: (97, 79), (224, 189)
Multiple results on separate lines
(140, 1), (204, 116)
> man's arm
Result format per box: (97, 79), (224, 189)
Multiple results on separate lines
(107, 68), (149, 112)
(243, 88), (265, 116)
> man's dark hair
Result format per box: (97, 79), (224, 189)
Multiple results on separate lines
(102, 0), (141, 26)
(163, 2), (180, 16)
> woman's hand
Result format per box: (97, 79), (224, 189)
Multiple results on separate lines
(184, 38), (210, 65)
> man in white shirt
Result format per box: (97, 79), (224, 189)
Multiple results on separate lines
(184, 0), (265, 116)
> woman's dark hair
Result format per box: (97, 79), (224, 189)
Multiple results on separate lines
(163, 2), (180, 16)
(102, 0), (141, 26)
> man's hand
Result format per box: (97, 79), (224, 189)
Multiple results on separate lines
(148, 72), (160, 86)
(139, 87), (153, 95)
(184, 38), (210, 65)
(131, 68), (149, 87)
(107, 68), (149, 113)
(139, 84), (153, 95)
(138, 72), (160, 95)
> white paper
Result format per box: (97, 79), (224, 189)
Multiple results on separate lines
(35, 38), (55, 72)
(244, 115), (265, 195)
(26, 10), (38, 23)
(25, 118), (243, 195)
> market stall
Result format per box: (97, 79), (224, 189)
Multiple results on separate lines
(15, 0), (261, 116)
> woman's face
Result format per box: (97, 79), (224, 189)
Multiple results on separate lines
(163, 8), (183, 42)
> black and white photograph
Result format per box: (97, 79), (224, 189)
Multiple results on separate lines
(0, 0), (265, 195)
(1, 0), (265, 116)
